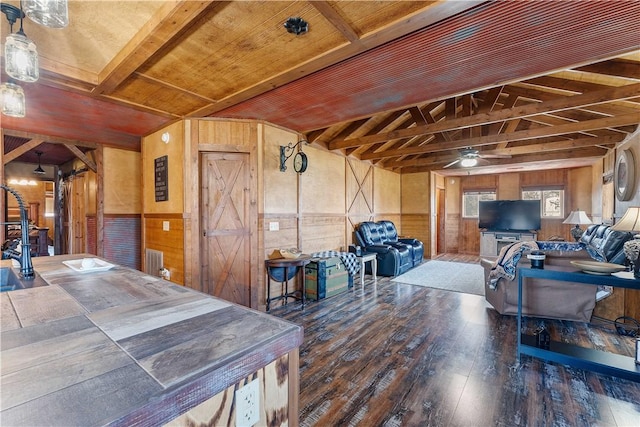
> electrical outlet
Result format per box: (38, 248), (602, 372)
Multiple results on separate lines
(162, 221), (170, 231)
(235, 379), (260, 427)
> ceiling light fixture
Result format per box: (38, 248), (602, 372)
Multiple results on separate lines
(1, 2), (39, 83)
(460, 157), (478, 168)
(284, 17), (308, 35)
(0, 81), (26, 117)
(23, 0), (68, 28)
(33, 150), (45, 175)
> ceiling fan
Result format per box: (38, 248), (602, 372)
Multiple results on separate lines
(443, 148), (511, 169)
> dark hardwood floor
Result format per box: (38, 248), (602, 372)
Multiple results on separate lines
(270, 258), (640, 427)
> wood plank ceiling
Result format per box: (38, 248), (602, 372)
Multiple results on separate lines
(1, 0), (639, 176)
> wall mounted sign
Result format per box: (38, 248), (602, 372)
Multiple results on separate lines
(155, 155), (168, 202)
(614, 148), (636, 201)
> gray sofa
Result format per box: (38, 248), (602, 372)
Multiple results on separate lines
(480, 224), (634, 322)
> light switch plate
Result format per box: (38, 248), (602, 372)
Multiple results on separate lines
(163, 221), (170, 231)
(269, 222), (279, 231)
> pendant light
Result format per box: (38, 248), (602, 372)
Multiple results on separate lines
(33, 151), (46, 175)
(23, 0), (68, 29)
(0, 81), (26, 117)
(1, 3), (39, 83)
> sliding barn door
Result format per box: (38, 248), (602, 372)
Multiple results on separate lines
(200, 152), (251, 306)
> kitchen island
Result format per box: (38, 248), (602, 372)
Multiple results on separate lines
(0, 254), (303, 426)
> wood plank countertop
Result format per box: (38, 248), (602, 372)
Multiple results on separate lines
(0, 254), (303, 426)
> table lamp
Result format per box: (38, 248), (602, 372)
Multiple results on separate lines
(563, 209), (592, 241)
(611, 206), (640, 279)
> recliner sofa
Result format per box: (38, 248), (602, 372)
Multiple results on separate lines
(378, 220), (424, 266)
(481, 224), (634, 322)
(354, 221), (424, 276)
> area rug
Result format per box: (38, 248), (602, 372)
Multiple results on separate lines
(391, 260), (485, 296)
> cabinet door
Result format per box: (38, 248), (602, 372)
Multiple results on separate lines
(480, 232), (496, 257)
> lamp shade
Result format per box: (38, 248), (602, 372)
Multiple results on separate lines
(23, 0), (68, 29)
(5, 31), (39, 82)
(1, 82), (26, 117)
(563, 210), (592, 225)
(460, 158), (478, 167)
(612, 207), (640, 232)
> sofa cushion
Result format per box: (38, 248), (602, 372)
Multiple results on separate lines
(579, 224), (635, 264)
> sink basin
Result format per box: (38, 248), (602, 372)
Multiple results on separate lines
(0, 267), (48, 292)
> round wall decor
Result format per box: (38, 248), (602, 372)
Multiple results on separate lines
(614, 148), (636, 201)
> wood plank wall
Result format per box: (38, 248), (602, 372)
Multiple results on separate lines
(102, 148), (142, 270)
(141, 122), (186, 285)
(141, 117), (638, 314)
(449, 167), (599, 254)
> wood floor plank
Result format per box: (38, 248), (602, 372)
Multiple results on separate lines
(271, 267), (640, 426)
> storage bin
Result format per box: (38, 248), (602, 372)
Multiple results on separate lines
(305, 257), (352, 301)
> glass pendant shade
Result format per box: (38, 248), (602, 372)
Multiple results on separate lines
(5, 31), (39, 82)
(460, 158), (478, 167)
(1, 82), (26, 117)
(23, 0), (68, 28)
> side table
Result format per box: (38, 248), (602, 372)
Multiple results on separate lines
(357, 253), (377, 286)
(265, 257), (311, 311)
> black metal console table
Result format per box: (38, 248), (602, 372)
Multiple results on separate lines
(517, 266), (640, 382)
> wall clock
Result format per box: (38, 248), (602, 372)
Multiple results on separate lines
(293, 152), (308, 173)
(614, 148), (636, 201)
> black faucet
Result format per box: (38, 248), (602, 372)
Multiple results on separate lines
(1, 184), (35, 279)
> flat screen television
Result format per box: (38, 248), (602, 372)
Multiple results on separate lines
(478, 200), (541, 232)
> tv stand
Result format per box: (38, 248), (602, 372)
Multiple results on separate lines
(480, 230), (537, 257)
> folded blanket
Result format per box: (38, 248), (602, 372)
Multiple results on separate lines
(488, 241), (539, 290)
(310, 251), (360, 277)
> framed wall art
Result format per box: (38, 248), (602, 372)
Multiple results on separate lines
(614, 148), (636, 201)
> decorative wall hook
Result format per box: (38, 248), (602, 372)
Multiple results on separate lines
(280, 140), (308, 172)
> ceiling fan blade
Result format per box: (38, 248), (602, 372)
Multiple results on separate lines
(443, 159), (461, 169)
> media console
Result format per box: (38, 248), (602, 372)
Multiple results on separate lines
(479, 230), (537, 257)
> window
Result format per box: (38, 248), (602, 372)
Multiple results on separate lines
(522, 189), (564, 218)
(463, 191), (496, 218)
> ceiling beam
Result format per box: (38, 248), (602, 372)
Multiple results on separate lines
(64, 144), (97, 173)
(94, 1), (215, 95)
(3, 139), (45, 164)
(3, 130), (98, 149)
(404, 146), (608, 172)
(330, 82), (640, 150)
(360, 113), (639, 160)
(189, 0), (486, 118)
(311, 1), (360, 43)
(388, 135), (623, 168)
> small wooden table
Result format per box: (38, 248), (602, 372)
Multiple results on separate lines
(265, 257), (311, 311)
(357, 253), (377, 286)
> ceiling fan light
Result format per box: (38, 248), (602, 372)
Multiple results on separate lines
(5, 31), (39, 82)
(1, 82), (26, 117)
(460, 158), (478, 167)
(23, 0), (68, 28)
